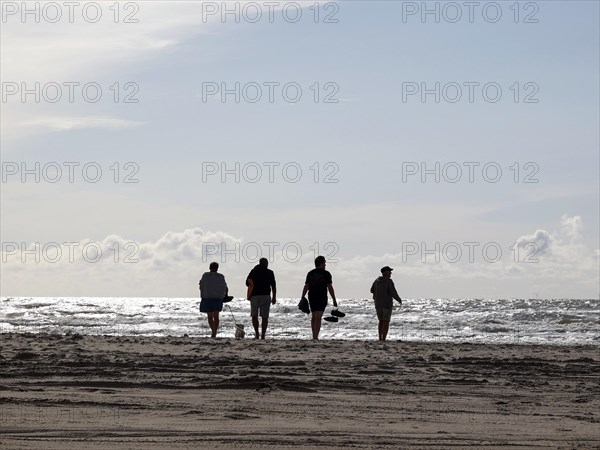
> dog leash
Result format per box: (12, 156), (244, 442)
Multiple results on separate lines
(225, 304), (239, 326)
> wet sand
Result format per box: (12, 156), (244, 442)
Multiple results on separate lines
(0, 333), (598, 449)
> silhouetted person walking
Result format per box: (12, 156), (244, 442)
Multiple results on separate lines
(246, 258), (277, 339)
(370, 266), (402, 341)
(301, 255), (337, 340)
(199, 262), (228, 338)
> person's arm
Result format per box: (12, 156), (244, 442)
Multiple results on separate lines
(246, 278), (254, 300)
(223, 276), (228, 296)
(301, 283), (309, 299)
(271, 273), (277, 304)
(327, 284), (338, 308)
(389, 279), (402, 304)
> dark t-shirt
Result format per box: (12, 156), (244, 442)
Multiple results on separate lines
(246, 265), (276, 296)
(305, 268), (332, 301)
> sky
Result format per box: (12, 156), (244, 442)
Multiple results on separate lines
(1, 0), (598, 300)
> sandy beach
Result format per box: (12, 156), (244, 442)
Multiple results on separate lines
(0, 333), (598, 449)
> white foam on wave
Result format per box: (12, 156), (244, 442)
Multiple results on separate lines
(1, 297), (598, 345)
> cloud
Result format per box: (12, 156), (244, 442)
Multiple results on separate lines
(516, 229), (552, 256)
(0, 2), (215, 139)
(558, 214), (583, 242)
(1, 3), (213, 80)
(514, 215), (589, 260)
(18, 115), (144, 131)
(1, 1), (343, 139)
(1, 216), (598, 299)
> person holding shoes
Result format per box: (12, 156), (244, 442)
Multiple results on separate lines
(301, 255), (338, 340)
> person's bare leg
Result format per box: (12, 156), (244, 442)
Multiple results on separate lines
(207, 313), (215, 337)
(261, 317), (268, 339)
(213, 312), (220, 337)
(207, 314), (212, 336)
(252, 316), (260, 339)
(382, 320), (390, 341)
(311, 311), (324, 340)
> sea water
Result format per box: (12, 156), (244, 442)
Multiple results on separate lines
(1, 297), (598, 345)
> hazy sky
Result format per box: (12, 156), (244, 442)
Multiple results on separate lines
(1, 1), (598, 299)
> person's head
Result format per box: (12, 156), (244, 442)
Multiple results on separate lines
(259, 257), (268, 267)
(209, 262), (219, 272)
(314, 255), (326, 268)
(380, 266), (393, 277)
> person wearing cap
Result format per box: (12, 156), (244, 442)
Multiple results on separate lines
(370, 266), (402, 341)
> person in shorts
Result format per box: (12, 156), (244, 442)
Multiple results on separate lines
(246, 258), (276, 339)
(301, 255), (337, 340)
(370, 266), (402, 341)
(199, 262), (228, 338)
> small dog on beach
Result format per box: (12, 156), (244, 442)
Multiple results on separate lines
(235, 324), (245, 340)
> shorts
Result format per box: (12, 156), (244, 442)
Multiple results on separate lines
(376, 306), (392, 322)
(250, 295), (272, 318)
(308, 297), (327, 313)
(200, 298), (223, 313)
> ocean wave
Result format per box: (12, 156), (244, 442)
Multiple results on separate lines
(1, 297), (598, 346)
